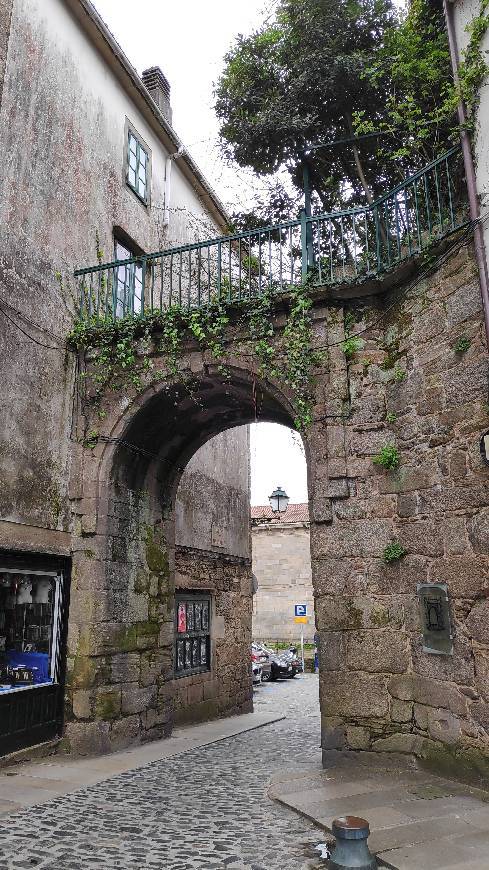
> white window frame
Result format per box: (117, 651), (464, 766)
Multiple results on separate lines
(125, 121), (152, 206)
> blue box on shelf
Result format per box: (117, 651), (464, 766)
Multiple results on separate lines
(7, 651), (50, 683)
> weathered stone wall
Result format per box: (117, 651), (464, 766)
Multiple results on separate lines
(176, 427), (251, 559)
(65, 435), (252, 752)
(173, 429), (252, 724)
(0, 0), (253, 756)
(0, 0), (13, 112)
(65, 423), (252, 752)
(65, 489), (176, 754)
(0, 0), (225, 534)
(2, 0), (488, 780)
(312, 242), (489, 782)
(252, 523), (315, 641)
(173, 547), (253, 724)
(72, 234), (489, 775)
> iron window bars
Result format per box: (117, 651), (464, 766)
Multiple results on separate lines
(175, 593), (211, 678)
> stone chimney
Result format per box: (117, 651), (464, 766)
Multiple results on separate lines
(142, 66), (172, 126)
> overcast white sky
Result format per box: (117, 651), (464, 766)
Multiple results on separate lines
(92, 0), (309, 505)
(93, 0), (276, 213)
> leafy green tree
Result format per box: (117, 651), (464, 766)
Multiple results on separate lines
(215, 0), (456, 226)
(216, 0), (397, 222)
(354, 0), (455, 163)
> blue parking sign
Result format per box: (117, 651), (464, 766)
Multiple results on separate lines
(295, 604), (307, 617)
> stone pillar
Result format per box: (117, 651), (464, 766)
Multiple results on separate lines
(66, 443), (175, 754)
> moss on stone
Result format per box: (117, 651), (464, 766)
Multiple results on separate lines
(345, 600), (363, 629)
(134, 570), (150, 594)
(148, 598), (164, 621)
(48, 483), (62, 524)
(56, 736), (72, 754)
(95, 689), (120, 720)
(420, 740), (489, 788)
(144, 526), (170, 578)
(112, 621), (159, 652)
(370, 607), (391, 627)
(71, 656), (101, 689)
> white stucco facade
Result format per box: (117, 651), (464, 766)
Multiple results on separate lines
(450, 0), (489, 256)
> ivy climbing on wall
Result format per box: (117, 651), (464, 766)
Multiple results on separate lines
(457, 0), (489, 124)
(68, 280), (324, 433)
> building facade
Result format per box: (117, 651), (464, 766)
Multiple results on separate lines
(0, 0), (252, 756)
(2, 0), (489, 785)
(251, 504), (315, 642)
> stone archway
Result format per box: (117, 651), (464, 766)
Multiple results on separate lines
(67, 259), (489, 782)
(67, 358), (305, 754)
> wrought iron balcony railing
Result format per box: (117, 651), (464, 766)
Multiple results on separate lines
(75, 146), (468, 321)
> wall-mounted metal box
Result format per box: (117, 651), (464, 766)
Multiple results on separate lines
(417, 583), (453, 656)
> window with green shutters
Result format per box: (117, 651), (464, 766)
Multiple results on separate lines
(126, 130), (149, 204)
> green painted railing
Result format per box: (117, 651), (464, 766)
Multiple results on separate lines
(75, 146), (468, 321)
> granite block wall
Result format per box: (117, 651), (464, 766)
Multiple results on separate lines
(173, 547), (253, 725)
(309, 242), (489, 782)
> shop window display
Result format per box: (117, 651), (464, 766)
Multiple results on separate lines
(0, 571), (61, 693)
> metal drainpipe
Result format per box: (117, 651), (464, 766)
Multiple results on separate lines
(443, 0), (489, 350)
(163, 145), (186, 226)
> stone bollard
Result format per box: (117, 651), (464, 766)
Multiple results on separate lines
(327, 816), (377, 869)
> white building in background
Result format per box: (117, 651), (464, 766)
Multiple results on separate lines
(251, 504), (315, 642)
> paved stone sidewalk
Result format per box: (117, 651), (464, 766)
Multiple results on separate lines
(3, 675), (488, 869)
(0, 710), (285, 814)
(0, 676), (327, 870)
(270, 737), (489, 869)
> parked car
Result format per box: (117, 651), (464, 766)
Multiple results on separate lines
(251, 643), (272, 682)
(253, 642), (302, 680)
(269, 654), (297, 680)
(282, 646), (303, 675)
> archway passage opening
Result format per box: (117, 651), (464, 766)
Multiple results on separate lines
(105, 368), (317, 734)
(110, 368), (295, 503)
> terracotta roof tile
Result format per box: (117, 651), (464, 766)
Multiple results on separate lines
(251, 503), (309, 523)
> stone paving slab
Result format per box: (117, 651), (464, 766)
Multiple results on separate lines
(269, 754), (489, 869)
(383, 829), (489, 870)
(3, 677), (489, 868)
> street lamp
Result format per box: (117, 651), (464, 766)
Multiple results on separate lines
(268, 486), (289, 514)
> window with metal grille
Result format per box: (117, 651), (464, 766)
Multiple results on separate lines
(114, 239), (143, 318)
(126, 130), (149, 204)
(175, 593), (211, 677)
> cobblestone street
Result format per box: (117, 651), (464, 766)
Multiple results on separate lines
(0, 675), (325, 870)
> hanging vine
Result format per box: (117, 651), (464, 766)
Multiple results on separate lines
(457, 0), (489, 123)
(68, 280), (323, 433)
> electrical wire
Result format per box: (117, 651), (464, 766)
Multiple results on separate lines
(0, 301), (67, 353)
(0, 295), (67, 343)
